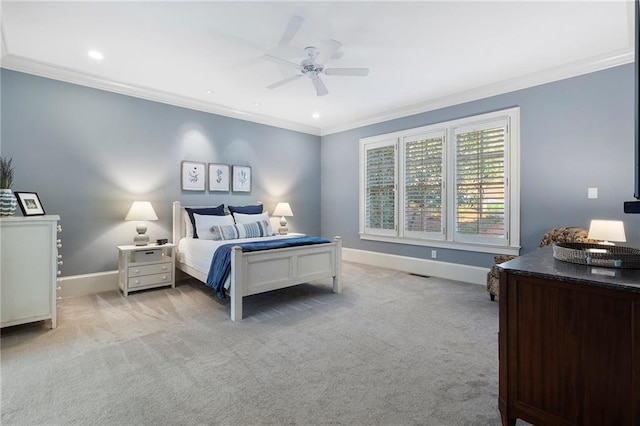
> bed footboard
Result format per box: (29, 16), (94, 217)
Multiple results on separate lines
(229, 236), (342, 321)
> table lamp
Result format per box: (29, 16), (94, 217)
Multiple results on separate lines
(125, 201), (158, 246)
(587, 219), (626, 246)
(272, 202), (293, 235)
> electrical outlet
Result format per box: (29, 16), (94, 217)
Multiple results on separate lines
(431, 250), (437, 259)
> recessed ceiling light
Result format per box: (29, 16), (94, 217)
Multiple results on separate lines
(254, 102), (261, 106)
(88, 50), (104, 60)
(205, 89), (213, 94)
(312, 112), (320, 119)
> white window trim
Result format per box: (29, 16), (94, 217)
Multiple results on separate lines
(359, 107), (520, 256)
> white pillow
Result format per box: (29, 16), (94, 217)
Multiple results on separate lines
(183, 211), (194, 238)
(233, 213), (274, 235)
(193, 213), (235, 240)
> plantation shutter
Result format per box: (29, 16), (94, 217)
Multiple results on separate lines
(454, 119), (508, 245)
(404, 131), (445, 239)
(364, 141), (397, 235)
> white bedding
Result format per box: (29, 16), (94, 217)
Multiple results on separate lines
(177, 234), (300, 277)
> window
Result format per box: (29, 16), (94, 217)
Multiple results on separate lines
(359, 108), (520, 254)
(362, 140), (397, 236)
(403, 131), (445, 240)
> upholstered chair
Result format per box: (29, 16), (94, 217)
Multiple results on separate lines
(486, 227), (595, 301)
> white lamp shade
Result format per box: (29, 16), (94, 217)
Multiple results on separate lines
(125, 201), (158, 221)
(272, 202), (293, 217)
(587, 219), (626, 243)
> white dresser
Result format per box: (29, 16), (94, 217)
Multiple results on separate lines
(0, 215), (61, 328)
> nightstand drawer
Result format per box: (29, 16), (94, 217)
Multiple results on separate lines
(132, 248), (162, 262)
(128, 272), (172, 289)
(128, 263), (172, 277)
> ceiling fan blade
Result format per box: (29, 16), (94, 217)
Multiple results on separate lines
(324, 67), (370, 76)
(315, 39), (342, 65)
(267, 74), (302, 89)
(262, 54), (301, 69)
(278, 15), (304, 47)
(312, 76), (329, 96)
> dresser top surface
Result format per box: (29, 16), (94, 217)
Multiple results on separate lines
(499, 246), (640, 292)
(0, 215), (60, 222)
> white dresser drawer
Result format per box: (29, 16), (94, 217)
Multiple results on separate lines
(128, 272), (172, 289)
(128, 262), (172, 277)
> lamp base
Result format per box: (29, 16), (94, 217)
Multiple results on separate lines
(133, 233), (149, 246)
(278, 226), (289, 235)
(133, 223), (149, 246)
(278, 216), (288, 235)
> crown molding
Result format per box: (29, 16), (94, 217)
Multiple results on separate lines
(0, 54), (322, 136)
(0, 49), (633, 138)
(320, 49), (634, 136)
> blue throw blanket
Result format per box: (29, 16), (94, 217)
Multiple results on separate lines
(206, 236), (332, 299)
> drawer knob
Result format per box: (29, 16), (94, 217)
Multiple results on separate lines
(57, 225), (62, 232)
(58, 260), (64, 266)
(57, 286), (62, 291)
(134, 280), (140, 284)
(57, 254), (62, 259)
(57, 270), (62, 276)
(134, 269), (140, 273)
(162, 276), (167, 280)
(57, 244), (62, 249)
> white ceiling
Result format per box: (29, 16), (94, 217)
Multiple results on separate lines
(0, 1), (635, 136)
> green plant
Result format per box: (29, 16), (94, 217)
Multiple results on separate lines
(0, 157), (14, 189)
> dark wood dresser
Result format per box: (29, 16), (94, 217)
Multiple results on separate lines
(498, 246), (640, 426)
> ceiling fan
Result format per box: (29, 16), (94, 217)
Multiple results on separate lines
(263, 17), (370, 96)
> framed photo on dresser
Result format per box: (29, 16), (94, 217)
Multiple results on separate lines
(15, 191), (45, 216)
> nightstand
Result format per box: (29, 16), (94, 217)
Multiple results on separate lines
(117, 244), (175, 296)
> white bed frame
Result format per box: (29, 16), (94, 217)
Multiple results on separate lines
(172, 201), (342, 320)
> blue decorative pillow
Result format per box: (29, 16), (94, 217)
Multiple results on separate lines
(185, 205), (225, 238)
(228, 204), (263, 215)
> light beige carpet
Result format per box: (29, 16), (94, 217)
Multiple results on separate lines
(1, 261), (506, 425)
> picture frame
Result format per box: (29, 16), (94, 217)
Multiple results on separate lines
(181, 161), (206, 191)
(15, 191), (46, 216)
(208, 163), (230, 192)
(232, 165), (252, 192)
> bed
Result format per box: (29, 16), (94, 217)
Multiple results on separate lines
(171, 201), (342, 320)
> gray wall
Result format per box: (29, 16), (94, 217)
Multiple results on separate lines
(321, 63), (640, 268)
(1, 69), (321, 276)
(3, 64), (638, 278)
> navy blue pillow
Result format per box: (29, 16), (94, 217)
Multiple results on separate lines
(185, 205), (225, 238)
(228, 204), (263, 215)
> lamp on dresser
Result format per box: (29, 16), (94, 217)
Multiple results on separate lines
(125, 201), (158, 246)
(587, 219), (626, 245)
(272, 202), (293, 235)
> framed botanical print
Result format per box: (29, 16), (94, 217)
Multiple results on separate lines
(15, 191), (46, 216)
(208, 163), (230, 192)
(181, 161), (206, 191)
(232, 165), (251, 192)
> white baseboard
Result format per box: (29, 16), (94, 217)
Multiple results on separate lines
(57, 271), (119, 298)
(57, 251), (488, 298)
(342, 248), (488, 285)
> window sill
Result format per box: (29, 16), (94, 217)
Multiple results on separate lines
(359, 233), (521, 256)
